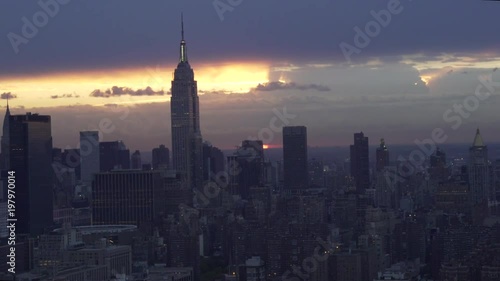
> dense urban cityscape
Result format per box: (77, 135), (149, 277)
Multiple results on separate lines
(2, 1), (500, 281)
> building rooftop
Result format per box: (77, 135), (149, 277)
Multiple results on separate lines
(54, 224), (137, 235)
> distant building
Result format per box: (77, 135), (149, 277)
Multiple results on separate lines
(80, 131), (100, 185)
(202, 141), (224, 181)
(100, 141), (130, 172)
(228, 140), (264, 199)
(131, 150), (142, 169)
(375, 138), (389, 172)
(468, 129), (491, 204)
(350, 132), (370, 193)
(239, 256), (266, 281)
(309, 158), (325, 188)
(152, 144), (170, 170)
(429, 147), (449, 181)
(147, 266), (194, 281)
(38, 229), (132, 278)
(283, 126), (308, 191)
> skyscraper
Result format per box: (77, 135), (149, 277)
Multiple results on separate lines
(131, 150), (142, 169)
(80, 131), (100, 185)
(170, 15), (203, 190)
(283, 126), (308, 191)
(350, 132), (370, 193)
(228, 140), (264, 199)
(7, 113), (53, 235)
(100, 140), (130, 172)
(152, 144), (170, 170)
(375, 138), (389, 172)
(468, 129), (491, 204)
(202, 141), (224, 181)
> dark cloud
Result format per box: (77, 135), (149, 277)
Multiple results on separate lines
(1, 1), (500, 76)
(51, 93), (80, 99)
(253, 82), (331, 92)
(90, 86), (167, 98)
(1, 92), (17, 100)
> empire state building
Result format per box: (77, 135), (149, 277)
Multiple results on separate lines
(170, 15), (203, 190)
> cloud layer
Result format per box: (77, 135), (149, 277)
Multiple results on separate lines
(90, 86), (167, 98)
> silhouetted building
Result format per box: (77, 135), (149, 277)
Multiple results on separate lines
(131, 150), (142, 170)
(100, 141), (130, 172)
(7, 113), (53, 235)
(152, 144), (170, 170)
(431, 147), (446, 168)
(283, 126), (308, 191)
(62, 148), (81, 180)
(228, 140), (264, 199)
(429, 148), (449, 181)
(170, 16), (203, 191)
(468, 129), (491, 204)
(80, 131), (100, 184)
(350, 132), (370, 193)
(309, 158), (325, 188)
(202, 142), (224, 181)
(375, 138), (389, 172)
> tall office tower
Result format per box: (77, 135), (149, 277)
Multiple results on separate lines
(227, 140), (264, 199)
(283, 126), (308, 191)
(80, 131), (100, 185)
(350, 132), (370, 193)
(375, 138), (389, 172)
(152, 144), (170, 170)
(468, 129), (491, 204)
(131, 150), (142, 169)
(100, 141), (130, 172)
(7, 113), (53, 235)
(202, 141), (225, 181)
(170, 15), (203, 190)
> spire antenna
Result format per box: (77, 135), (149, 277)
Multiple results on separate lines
(181, 12), (184, 41)
(179, 13), (188, 63)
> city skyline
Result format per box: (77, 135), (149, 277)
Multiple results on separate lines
(2, 2), (500, 279)
(1, 1), (500, 151)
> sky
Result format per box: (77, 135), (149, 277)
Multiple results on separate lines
(1, 0), (500, 152)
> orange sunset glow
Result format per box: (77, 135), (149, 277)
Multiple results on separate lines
(0, 61), (271, 109)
